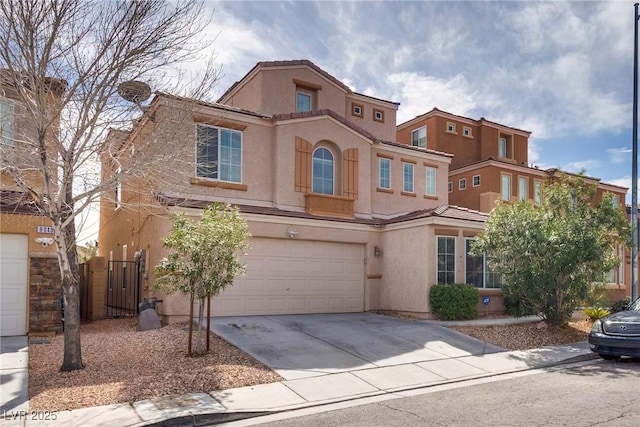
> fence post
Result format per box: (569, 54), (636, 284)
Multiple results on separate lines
(88, 256), (106, 321)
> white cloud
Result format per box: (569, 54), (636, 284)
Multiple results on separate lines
(608, 147), (633, 164)
(386, 72), (484, 124)
(563, 159), (600, 174)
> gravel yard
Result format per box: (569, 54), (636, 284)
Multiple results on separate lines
(28, 314), (593, 412)
(29, 318), (282, 412)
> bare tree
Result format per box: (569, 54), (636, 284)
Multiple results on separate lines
(0, 0), (220, 371)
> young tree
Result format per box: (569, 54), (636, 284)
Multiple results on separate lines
(471, 175), (631, 326)
(0, 0), (220, 371)
(155, 203), (251, 356)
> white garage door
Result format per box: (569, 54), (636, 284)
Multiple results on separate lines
(211, 238), (364, 316)
(1, 234), (28, 336)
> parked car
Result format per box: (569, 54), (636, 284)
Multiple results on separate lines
(589, 298), (640, 360)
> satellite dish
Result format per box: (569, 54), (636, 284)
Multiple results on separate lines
(117, 80), (151, 104)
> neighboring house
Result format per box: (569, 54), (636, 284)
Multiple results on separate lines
(99, 60), (499, 323)
(397, 108), (630, 302)
(0, 71), (62, 336)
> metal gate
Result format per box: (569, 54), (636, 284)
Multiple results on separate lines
(106, 251), (144, 318)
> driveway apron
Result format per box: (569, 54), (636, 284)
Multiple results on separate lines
(208, 313), (504, 380)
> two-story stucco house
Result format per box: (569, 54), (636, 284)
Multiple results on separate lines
(1, 70), (62, 336)
(99, 60), (498, 323)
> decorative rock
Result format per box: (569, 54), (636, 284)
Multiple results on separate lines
(137, 308), (161, 331)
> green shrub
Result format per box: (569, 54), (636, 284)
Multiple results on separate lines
(610, 298), (631, 313)
(503, 286), (538, 317)
(584, 307), (610, 321)
(430, 284), (479, 320)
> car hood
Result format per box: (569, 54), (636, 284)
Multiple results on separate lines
(603, 310), (640, 323)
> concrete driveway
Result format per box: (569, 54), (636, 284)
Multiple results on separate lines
(208, 313), (504, 380)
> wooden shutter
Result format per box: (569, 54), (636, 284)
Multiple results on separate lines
(343, 148), (358, 199)
(295, 137), (312, 192)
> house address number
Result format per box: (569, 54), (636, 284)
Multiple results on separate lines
(37, 226), (54, 234)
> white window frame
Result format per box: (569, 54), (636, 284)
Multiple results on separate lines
(296, 91), (312, 112)
(115, 166), (122, 209)
(459, 178), (466, 190)
(425, 166), (437, 196)
(379, 157), (391, 189)
(472, 175), (480, 187)
(437, 236), (456, 284)
(518, 177), (528, 201)
(448, 182), (453, 193)
(465, 238), (503, 289)
(195, 124), (243, 183)
(499, 137), (507, 158)
(534, 180), (543, 205)
(312, 147), (335, 195)
(411, 126), (427, 149)
(403, 162), (414, 193)
(501, 173), (511, 201)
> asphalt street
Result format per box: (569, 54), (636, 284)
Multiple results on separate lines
(225, 359), (640, 427)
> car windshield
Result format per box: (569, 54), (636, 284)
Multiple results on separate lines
(629, 298), (640, 311)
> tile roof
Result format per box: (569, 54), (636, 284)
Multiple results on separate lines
(274, 109), (380, 142)
(156, 194), (486, 226)
(0, 190), (44, 215)
(153, 92), (272, 119)
(380, 140), (454, 158)
(398, 107), (532, 135)
(218, 59), (354, 102)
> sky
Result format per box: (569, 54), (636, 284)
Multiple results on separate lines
(207, 0), (636, 191)
(78, 0), (639, 243)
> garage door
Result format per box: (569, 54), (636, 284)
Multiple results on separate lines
(1, 234), (28, 336)
(211, 238), (364, 316)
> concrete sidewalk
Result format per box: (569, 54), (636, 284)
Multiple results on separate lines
(0, 336), (597, 427)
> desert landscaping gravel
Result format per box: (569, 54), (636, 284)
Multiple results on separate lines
(28, 315), (592, 412)
(29, 318), (282, 412)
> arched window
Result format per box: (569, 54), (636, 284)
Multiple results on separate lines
(312, 147), (334, 194)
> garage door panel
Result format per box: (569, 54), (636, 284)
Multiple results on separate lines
(212, 238), (364, 316)
(1, 234), (28, 336)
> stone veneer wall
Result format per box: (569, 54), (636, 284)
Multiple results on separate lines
(29, 256), (63, 335)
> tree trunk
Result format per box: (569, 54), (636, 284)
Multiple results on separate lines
(58, 218), (83, 371)
(195, 297), (205, 354)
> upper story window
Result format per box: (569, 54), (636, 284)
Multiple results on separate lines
(611, 194), (619, 209)
(196, 124), (242, 183)
(403, 162), (414, 193)
(459, 178), (466, 190)
(473, 175), (481, 187)
(534, 180), (543, 205)
(448, 182), (453, 193)
(0, 97), (15, 146)
(463, 127), (472, 138)
(115, 166), (122, 209)
(498, 137), (507, 158)
(373, 108), (385, 123)
(518, 177), (528, 201)
(411, 126), (427, 149)
(425, 166), (437, 196)
(312, 147), (334, 194)
(379, 157), (391, 189)
(501, 173), (511, 201)
(296, 91), (312, 112)
(446, 122), (456, 133)
(352, 103), (364, 118)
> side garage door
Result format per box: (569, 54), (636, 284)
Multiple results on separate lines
(1, 234), (28, 336)
(212, 238), (364, 316)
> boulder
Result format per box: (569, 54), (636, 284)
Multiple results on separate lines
(137, 308), (161, 331)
